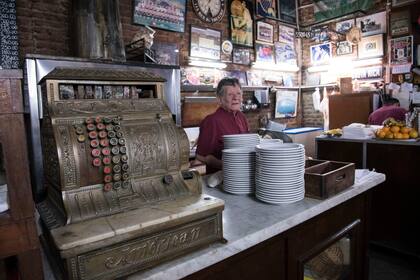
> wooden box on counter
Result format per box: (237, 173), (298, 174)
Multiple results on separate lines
(305, 159), (355, 199)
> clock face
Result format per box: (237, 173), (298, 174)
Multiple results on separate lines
(192, 0), (226, 23)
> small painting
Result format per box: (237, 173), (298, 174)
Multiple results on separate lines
(278, 25), (295, 44)
(390, 36), (413, 65)
(232, 48), (251, 65)
(152, 42), (179, 65)
(336, 19), (355, 34)
(133, 0), (186, 33)
(356, 11), (386, 37)
(190, 26), (221, 60)
(336, 41), (353, 56)
(275, 90), (298, 118)
(310, 42), (331, 65)
(274, 42), (297, 65)
(256, 21), (274, 43)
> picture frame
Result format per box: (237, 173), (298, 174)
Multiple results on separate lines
(133, 0), (186, 33)
(390, 10), (411, 37)
(189, 26), (222, 61)
(356, 11), (386, 37)
(310, 42), (332, 65)
(336, 41), (353, 56)
(358, 34), (384, 59)
(152, 42), (179, 65)
(256, 21), (274, 43)
(232, 48), (251, 65)
(256, 0), (277, 18)
(335, 19), (355, 34)
(255, 42), (275, 64)
(392, 0), (417, 7)
(278, 0), (296, 23)
(278, 25), (295, 44)
(390, 36), (413, 65)
(275, 90), (298, 118)
(230, 0), (254, 47)
(226, 70), (248, 86)
(274, 42), (297, 65)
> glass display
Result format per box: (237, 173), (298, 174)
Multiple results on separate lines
(0, 143), (8, 213)
(304, 235), (351, 280)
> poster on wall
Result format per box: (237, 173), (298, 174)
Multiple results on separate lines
(278, 25), (295, 44)
(310, 42), (332, 65)
(152, 42), (179, 65)
(313, 0), (373, 23)
(230, 0), (253, 47)
(275, 90), (298, 118)
(390, 10), (411, 37)
(358, 34), (383, 58)
(133, 0), (186, 33)
(232, 48), (251, 65)
(256, 0), (277, 18)
(0, 0), (19, 69)
(356, 11), (386, 37)
(336, 41), (353, 56)
(256, 21), (274, 43)
(255, 42), (275, 64)
(190, 26), (221, 60)
(390, 36), (413, 65)
(278, 0), (296, 23)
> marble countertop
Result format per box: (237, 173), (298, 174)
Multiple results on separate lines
(127, 170), (385, 280)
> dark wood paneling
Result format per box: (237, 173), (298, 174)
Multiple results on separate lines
(316, 140), (364, 169)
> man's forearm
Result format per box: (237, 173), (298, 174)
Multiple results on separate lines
(196, 154), (222, 170)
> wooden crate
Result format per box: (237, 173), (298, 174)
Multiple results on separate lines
(305, 160), (355, 199)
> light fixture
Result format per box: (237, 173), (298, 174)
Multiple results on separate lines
(188, 57), (227, 69)
(252, 62), (299, 72)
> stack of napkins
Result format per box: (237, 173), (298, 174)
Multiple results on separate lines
(342, 123), (380, 139)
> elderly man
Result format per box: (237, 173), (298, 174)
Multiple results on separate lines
(195, 77), (249, 174)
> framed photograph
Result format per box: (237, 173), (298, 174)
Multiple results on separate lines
(311, 26), (330, 42)
(190, 26), (221, 60)
(390, 10), (411, 37)
(278, 0), (296, 23)
(256, 0), (277, 18)
(390, 36), (413, 65)
(336, 19), (355, 33)
(227, 70), (248, 86)
(275, 90), (298, 118)
(358, 34), (384, 59)
(246, 71), (263, 86)
(310, 42), (332, 65)
(256, 22), (274, 43)
(230, 0), (253, 47)
(255, 42), (275, 64)
(336, 41), (353, 56)
(152, 42), (179, 65)
(133, 0), (186, 33)
(232, 48), (251, 65)
(356, 11), (386, 37)
(274, 42), (297, 65)
(392, 0), (417, 7)
(278, 25), (295, 44)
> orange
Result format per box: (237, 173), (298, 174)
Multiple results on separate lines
(377, 131), (386, 138)
(409, 130), (418, 139)
(400, 127), (411, 134)
(385, 132), (394, 139)
(395, 133), (403, 139)
(382, 126), (390, 133)
(402, 133), (410, 139)
(390, 126), (400, 133)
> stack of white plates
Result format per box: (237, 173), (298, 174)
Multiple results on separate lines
(255, 143), (305, 204)
(222, 147), (255, 194)
(223, 133), (260, 149)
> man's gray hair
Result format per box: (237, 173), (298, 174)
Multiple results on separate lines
(216, 77), (241, 97)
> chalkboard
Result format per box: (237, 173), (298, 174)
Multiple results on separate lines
(0, 0), (19, 69)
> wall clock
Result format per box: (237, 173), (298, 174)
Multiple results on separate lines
(192, 0), (226, 23)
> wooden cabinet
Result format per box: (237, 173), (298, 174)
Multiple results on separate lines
(183, 192), (369, 280)
(0, 70), (43, 279)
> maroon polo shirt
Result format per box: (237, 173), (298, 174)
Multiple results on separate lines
(196, 107), (249, 173)
(368, 105), (407, 125)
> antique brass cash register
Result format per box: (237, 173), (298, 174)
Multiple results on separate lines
(37, 68), (224, 280)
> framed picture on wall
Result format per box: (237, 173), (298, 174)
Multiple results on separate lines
(133, 0), (186, 33)
(230, 0), (254, 47)
(256, 21), (274, 43)
(392, 0), (417, 7)
(358, 34), (383, 59)
(275, 90), (298, 118)
(232, 48), (251, 65)
(310, 42), (331, 65)
(390, 10), (411, 37)
(390, 36), (413, 65)
(255, 42), (275, 64)
(335, 19), (355, 33)
(190, 26), (221, 60)
(256, 0), (277, 18)
(278, 25), (295, 44)
(278, 0), (296, 23)
(274, 42), (297, 65)
(356, 11), (386, 37)
(336, 41), (353, 56)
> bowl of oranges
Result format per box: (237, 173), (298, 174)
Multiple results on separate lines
(375, 118), (419, 140)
